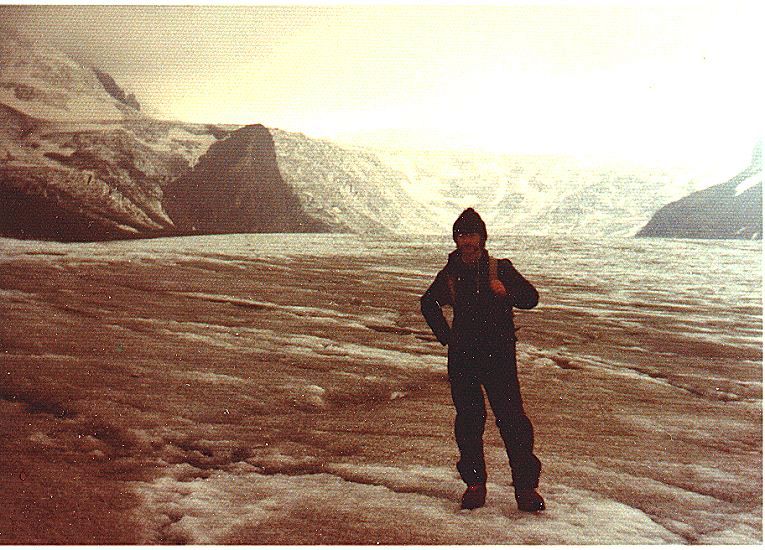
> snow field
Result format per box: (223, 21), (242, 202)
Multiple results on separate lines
(0, 234), (760, 543)
(131, 459), (684, 545)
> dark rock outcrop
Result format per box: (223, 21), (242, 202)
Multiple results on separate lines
(163, 124), (330, 235)
(93, 69), (140, 111)
(0, 176), (134, 241)
(637, 145), (762, 240)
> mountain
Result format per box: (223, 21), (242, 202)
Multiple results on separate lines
(0, 28), (436, 240)
(0, 29), (233, 240)
(271, 130), (441, 234)
(164, 125), (329, 234)
(371, 149), (714, 237)
(0, 28), (132, 122)
(637, 144), (762, 240)
(0, 28), (749, 242)
(0, 100), (228, 240)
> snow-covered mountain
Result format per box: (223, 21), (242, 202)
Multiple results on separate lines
(371, 149), (715, 237)
(0, 100), (228, 240)
(0, 28), (134, 122)
(271, 130), (442, 234)
(0, 28), (754, 241)
(0, 29), (232, 240)
(637, 144), (763, 240)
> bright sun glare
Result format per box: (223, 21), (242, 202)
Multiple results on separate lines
(9, 3), (761, 169)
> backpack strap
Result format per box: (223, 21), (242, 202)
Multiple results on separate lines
(446, 255), (498, 305)
(488, 255), (498, 284)
(447, 274), (456, 305)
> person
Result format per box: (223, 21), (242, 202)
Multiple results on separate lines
(420, 208), (545, 512)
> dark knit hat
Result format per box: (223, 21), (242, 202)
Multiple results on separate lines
(453, 208), (487, 243)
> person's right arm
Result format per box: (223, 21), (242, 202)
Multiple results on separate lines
(420, 270), (452, 346)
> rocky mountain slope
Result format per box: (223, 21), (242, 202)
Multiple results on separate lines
(0, 28), (132, 122)
(271, 130), (441, 234)
(0, 100), (227, 240)
(0, 29), (237, 241)
(637, 145), (762, 240)
(164, 125), (329, 235)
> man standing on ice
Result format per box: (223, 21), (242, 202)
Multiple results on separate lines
(420, 208), (545, 512)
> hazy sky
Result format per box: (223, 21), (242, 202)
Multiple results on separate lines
(3, 2), (763, 167)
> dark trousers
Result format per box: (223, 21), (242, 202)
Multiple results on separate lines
(447, 343), (541, 489)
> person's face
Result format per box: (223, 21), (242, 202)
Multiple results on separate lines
(456, 232), (482, 263)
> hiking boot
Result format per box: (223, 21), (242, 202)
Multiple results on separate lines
(460, 483), (487, 510)
(515, 488), (545, 512)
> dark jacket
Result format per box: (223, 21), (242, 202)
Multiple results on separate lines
(420, 249), (538, 352)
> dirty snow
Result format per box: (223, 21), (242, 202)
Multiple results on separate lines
(0, 233), (761, 544)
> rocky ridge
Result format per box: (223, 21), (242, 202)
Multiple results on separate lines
(0, 100), (228, 240)
(637, 144), (762, 240)
(164, 125), (330, 235)
(92, 69), (141, 112)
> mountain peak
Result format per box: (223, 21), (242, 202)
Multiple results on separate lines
(0, 28), (133, 121)
(163, 125), (330, 235)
